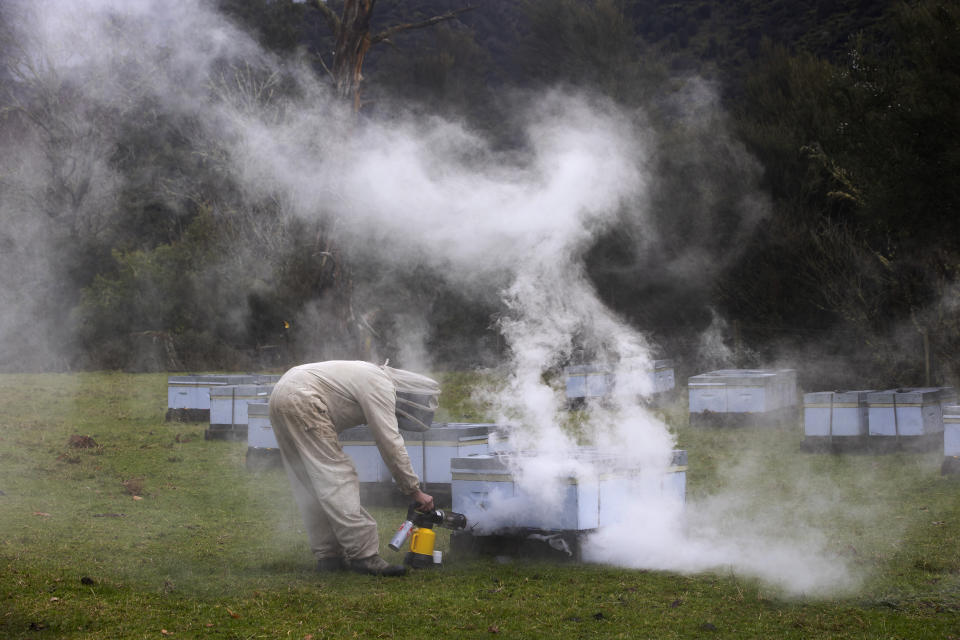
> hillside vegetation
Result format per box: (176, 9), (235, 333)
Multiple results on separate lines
(1, 1), (957, 392)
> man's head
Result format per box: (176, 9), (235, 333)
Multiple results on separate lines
(395, 390), (439, 432)
(381, 364), (440, 432)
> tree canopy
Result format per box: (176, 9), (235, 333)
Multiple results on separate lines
(1, 0), (958, 391)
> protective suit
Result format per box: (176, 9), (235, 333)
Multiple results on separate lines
(268, 360), (439, 567)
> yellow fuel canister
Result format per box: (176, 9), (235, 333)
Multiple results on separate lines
(407, 527), (436, 568)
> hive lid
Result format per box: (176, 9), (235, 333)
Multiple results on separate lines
(567, 360), (674, 375)
(943, 405), (960, 419)
(564, 364), (612, 375)
(450, 449), (688, 473)
(804, 390), (874, 404)
(209, 384), (274, 397)
(689, 369), (778, 385)
(338, 422), (504, 443)
(867, 386), (956, 404)
(426, 423), (497, 439)
(168, 375), (235, 385)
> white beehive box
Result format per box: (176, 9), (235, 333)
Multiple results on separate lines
(167, 375), (231, 411)
(451, 450), (687, 533)
(243, 414), (502, 480)
(866, 387), (956, 437)
(776, 369), (799, 408)
(209, 384), (275, 427)
(338, 426), (392, 483)
(618, 357), (677, 396)
(564, 364), (613, 401)
(804, 390), (874, 438)
(943, 405), (960, 457)
(564, 359), (676, 402)
(652, 359), (677, 394)
(338, 423), (500, 487)
(688, 369), (798, 423)
(245, 400), (284, 471)
(207, 384), (274, 440)
(167, 374), (281, 420)
(410, 423), (498, 486)
(246, 401), (276, 449)
(444, 423), (500, 457)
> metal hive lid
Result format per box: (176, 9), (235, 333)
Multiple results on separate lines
(689, 369), (778, 386)
(564, 364), (612, 374)
(168, 375), (234, 385)
(450, 449), (688, 473)
(867, 386), (956, 404)
(804, 390), (874, 404)
(209, 384), (274, 396)
(944, 405), (960, 419)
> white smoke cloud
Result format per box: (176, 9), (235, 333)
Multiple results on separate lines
(581, 449), (863, 597)
(696, 308), (738, 369)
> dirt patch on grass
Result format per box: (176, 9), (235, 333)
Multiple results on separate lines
(121, 476), (145, 496)
(68, 435), (99, 449)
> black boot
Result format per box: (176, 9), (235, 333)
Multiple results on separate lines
(348, 554), (408, 576)
(316, 556), (346, 573)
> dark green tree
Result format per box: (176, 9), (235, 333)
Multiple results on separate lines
(726, 1), (960, 386)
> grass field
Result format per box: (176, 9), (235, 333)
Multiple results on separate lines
(1, 372), (958, 639)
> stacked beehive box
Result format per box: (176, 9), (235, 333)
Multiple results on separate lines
(245, 401), (278, 470)
(563, 364), (613, 404)
(336, 422), (503, 503)
(450, 449), (687, 534)
(802, 390), (874, 449)
(866, 387), (956, 450)
(206, 383), (275, 441)
(942, 405), (960, 473)
(803, 386), (956, 452)
(166, 375), (232, 422)
(244, 418), (506, 502)
(563, 359), (676, 406)
(652, 360), (678, 395)
(166, 374), (280, 422)
(336, 425), (390, 483)
(688, 369), (798, 426)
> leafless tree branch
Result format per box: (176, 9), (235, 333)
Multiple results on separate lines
(310, 0), (342, 35)
(370, 7), (474, 45)
(314, 53), (335, 82)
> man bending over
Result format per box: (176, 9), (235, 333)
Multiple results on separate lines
(269, 360), (439, 576)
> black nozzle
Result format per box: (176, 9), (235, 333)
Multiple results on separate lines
(439, 510), (467, 530)
(406, 503), (467, 530)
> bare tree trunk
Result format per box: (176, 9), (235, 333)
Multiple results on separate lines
(331, 0), (375, 111)
(308, 0), (472, 358)
(312, 0), (473, 112)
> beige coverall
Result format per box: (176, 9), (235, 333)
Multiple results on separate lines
(268, 361), (422, 561)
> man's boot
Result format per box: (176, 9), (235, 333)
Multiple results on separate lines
(316, 556), (346, 573)
(349, 554), (408, 576)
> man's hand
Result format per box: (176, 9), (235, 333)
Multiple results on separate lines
(411, 489), (434, 512)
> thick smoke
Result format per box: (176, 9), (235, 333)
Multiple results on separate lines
(1, 0), (863, 596)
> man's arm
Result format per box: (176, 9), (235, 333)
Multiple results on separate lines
(409, 489), (434, 512)
(357, 374), (424, 496)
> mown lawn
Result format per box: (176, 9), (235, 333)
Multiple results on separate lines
(1, 372), (958, 639)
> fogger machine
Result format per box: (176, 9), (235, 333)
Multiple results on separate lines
(389, 503), (467, 568)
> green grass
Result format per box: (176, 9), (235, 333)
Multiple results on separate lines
(1, 373), (958, 639)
